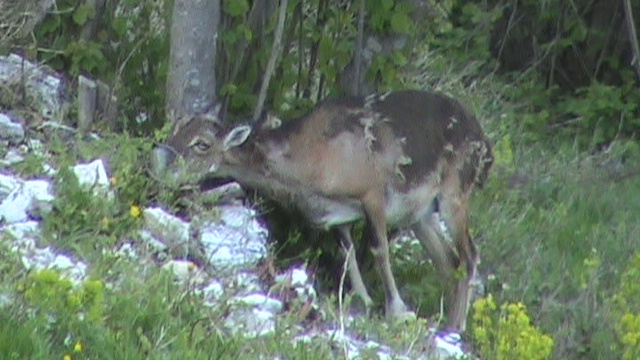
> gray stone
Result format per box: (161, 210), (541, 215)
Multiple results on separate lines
(0, 178), (54, 223)
(0, 54), (69, 119)
(0, 113), (24, 143)
(200, 204), (268, 271)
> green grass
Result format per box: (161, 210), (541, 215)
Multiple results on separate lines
(469, 140), (640, 360)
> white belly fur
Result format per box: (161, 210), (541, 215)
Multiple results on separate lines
(301, 185), (438, 230)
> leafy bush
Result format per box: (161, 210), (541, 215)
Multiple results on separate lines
(32, 0), (171, 131)
(612, 254), (640, 360)
(20, 269), (105, 324)
(472, 295), (554, 360)
(561, 81), (640, 145)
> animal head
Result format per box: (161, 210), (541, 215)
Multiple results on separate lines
(152, 112), (256, 182)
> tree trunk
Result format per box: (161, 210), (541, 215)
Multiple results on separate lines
(166, 0), (220, 121)
(338, 0), (428, 97)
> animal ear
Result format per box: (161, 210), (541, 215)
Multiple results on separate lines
(223, 125), (252, 150)
(257, 111), (282, 130)
(202, 103), (222, 123)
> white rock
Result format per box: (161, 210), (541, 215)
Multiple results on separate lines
(1, 221), (40, 240)
(0, 148), (26, 166)
(200, 280), (224, 305)
(224, 308), (276, 337)
(113, 242), (138, 259)
(276, 267), (310, 287)
(432, 331), (468, 360)
(142, 207), (190, 246)
(275, 267), (317, 304)
(0, 174), (20, 197)
(291, 268), (309, 286)
(19, 246), (87, 286)
(72, 159), (111, 197)
(0, 179), (54, 223)
(200, 204), (268, 270)
(0, 54), (69, 119)
(233, 272), (263, 294)
(0, 113), (24, 143)
(162, 260), (204, 283)
(235, 293), (283, 314)
(138, 229), (169, 253)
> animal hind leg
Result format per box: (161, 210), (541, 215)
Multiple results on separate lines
(411, 214), (459, 284)
(334, 225), (374, 311)
(438, 191), (478, 332)
(362, 191), (412, 319)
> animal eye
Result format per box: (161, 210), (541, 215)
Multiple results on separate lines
(193, 140), (211, 152)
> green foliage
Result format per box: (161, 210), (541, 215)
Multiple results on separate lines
(368, 0), (415, 34)
(471, 139), (640, 360)
(218, 0), (423, 117)
(20, 269), (105, 331)
(12, 152), (48, 178)
(472, 295), (554, 360)
(425, 1), (500, 70)
(491, 133), (515, 170)
(35, 0), (106, 74)
(223, 0), (250, 17)
(612, 254), (640, 360)
(32, 0), (171, 132)
(40, 134), (158, 255)
(561, 82), (640, 145)
(100, 135), (155, 207)
(0, 312), (52, 359)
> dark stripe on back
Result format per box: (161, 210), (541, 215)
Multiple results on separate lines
(371, 90), (486, 187)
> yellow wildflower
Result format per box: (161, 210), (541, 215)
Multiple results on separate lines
(130, 205), (142, 218)
(64, 355), (72, 360)
(74, 341), (82, 352)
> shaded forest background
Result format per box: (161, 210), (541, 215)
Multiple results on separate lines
(2, 0), (638, 145)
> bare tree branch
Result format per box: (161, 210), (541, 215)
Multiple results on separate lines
(354, 0), (365, 96)
(622, 0), (640, 82)
(253, 0), (288, 121)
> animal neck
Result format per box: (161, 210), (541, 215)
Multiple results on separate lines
(220, 136), (300, 201)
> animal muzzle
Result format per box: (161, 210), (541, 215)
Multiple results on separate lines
(151, 145), (179, 176)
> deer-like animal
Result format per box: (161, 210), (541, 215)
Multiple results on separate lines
(152, 90), (493, 331)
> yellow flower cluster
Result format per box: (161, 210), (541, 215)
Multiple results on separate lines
(472, 295), (554, 360)
(130, 205), (142, 218)
(619, 311), (640, 359)
(613, 254), (640, 360)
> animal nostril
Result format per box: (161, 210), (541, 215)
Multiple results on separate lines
(151, 147), (175, 173)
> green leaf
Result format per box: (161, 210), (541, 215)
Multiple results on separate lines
(38, 16), (61, 35)
(390, 12), (412, 34)
(112, 17), (128, 38)
(221, 83), (238, 96)
(381, 0), (394, 11)
(392, 51), (407, 66)
(223, 0), (250, 17)
(239, 24), (253, 41)
(73, 3), (96, 26)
